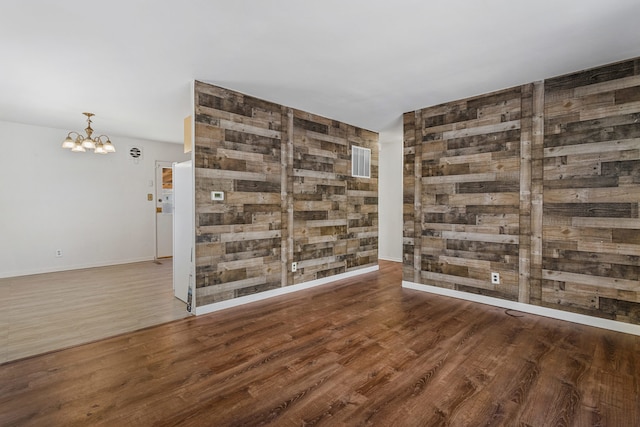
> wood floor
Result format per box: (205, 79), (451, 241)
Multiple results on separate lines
(0, 260), (189, 364)
(1, 261), (639, 426)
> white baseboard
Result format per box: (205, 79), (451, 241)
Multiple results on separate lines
(0, 257), (156, 279)
(402, 280), (640, 337)
(378, 256), (402, 263)
(195, 265), (380, 316)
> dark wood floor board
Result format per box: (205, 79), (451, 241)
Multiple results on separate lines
(1, 261), (639, 426)
(356, 310), (529, 425)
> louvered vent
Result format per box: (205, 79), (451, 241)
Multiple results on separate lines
(129, 147), (142, 159)
(351, 146), (371, 178)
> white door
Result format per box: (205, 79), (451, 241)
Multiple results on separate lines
(173, 160), (193, 304)
(155, 161), (174, 259)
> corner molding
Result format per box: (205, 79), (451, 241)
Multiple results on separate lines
(402, 280), (640, 337)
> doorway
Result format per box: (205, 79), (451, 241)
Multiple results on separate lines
(155, 161), (174, 259)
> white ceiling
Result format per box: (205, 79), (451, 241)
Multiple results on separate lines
(1, 0), (640, 145)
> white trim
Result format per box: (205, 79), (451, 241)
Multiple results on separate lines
(402, 280), (640, 337)
(195, 265), (379, 316)
(378, 256), (402, 263)
(0, 257), (155, 279)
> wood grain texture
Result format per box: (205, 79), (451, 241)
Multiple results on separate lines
(0, 260), (188, 364)
(194, 82), (284, 306)
(403, 110), (418, 282)
(542, 58), (640, 322)
(518, 83), (533, 304)
(194, 81), (378, 307)
(404, 56), (640, 326)
(1, 261), (639, 426)
(404, 86), (526, 301)
(530, 81), (546, 306)
(292, 109), (378, 283)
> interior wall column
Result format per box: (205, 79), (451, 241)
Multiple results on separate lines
(530, 81), (545, 305)
(281, 108), (294, 287)
(413, 110), (423, 283)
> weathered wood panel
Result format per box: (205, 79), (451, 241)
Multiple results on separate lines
(542, 58), (640, 323)
(404, 57), (640, 326)
(403, 112), (417, 281)
(291, 110), (378, 283)
(346, 125), (379, 272)
(404, 87), (527, 301)
(194, 82), (378, 306)
(194, 82), (283, 306)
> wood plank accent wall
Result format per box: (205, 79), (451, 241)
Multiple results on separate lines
(404, 87), (527, 301)
(404, 57), (640, 325)
(292, 110), (379, 284)
(542, 59), (640, 323)
(194, 81), (378, 307)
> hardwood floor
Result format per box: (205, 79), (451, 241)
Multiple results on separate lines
(0, 260), (189, 364)
(1, 261), (638, 426)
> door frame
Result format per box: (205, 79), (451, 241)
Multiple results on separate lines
(155, 160), (175, 260)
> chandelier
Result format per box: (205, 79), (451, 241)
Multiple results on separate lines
(61, 112), (116, 154)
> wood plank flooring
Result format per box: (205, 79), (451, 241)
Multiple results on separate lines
(0, 260), (189, 364)
(1, 261), (639, 426)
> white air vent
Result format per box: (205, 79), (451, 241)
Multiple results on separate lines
(351, 146), (371, 178)
(129, 146), (143, 159)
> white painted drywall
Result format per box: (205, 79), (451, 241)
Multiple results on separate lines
(0, 120), (189, 278)
(378, 139), (403, 262)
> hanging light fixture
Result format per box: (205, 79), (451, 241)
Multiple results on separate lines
(62, 112), (116, 154)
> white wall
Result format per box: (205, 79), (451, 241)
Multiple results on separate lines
(378, 139), (403, 262)
(0, 120), (189, 278)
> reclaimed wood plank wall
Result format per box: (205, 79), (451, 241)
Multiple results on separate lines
(292, 110), (379, 284)
(542, 59), (640, 323)
(404, 57), (640, 325)
(194, 81), (378, 307)
(404, 87), (527, 301)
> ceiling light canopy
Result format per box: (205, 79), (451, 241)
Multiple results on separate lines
(62, 112), (115, 154)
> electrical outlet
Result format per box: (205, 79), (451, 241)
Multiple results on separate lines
(491, 272), (500, 284)
(291, 262), (297, 272)
(55, 249), (63, 258)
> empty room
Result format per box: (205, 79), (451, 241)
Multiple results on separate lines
(1, 1), (639, 426)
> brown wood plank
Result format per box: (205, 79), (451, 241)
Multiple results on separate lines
(0, 261), (189, 364)
(544, 58), (639, 92)
(405, 57), (640, 326)
(413, 110), (423, 283)
(194, 82), (378, 302)
(1, 262), (639, 426)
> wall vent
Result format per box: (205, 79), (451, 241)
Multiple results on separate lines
(129, 146), (143, 159)
(351, 146), (371, 178)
